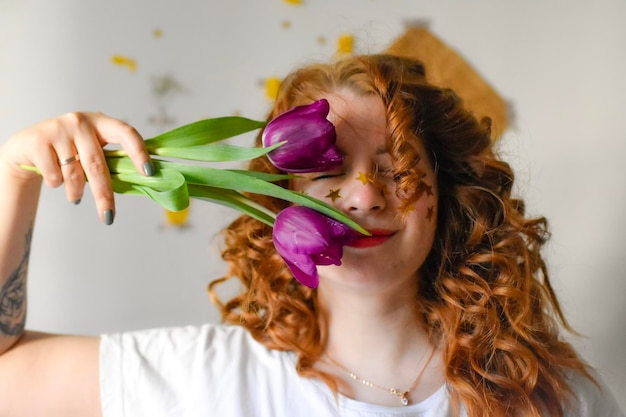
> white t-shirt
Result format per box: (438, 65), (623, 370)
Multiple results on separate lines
(100, 324), (624, 417)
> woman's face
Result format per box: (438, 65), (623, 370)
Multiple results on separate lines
(291, 89), (438, 292)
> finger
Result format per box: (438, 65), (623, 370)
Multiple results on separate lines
(17, 118), (69, 188)
(24, 139), (86, 205)
(64, 113), (116, 225)
(90, 113), (153, 176)
(30, 142), (65, 189)
(58, 150), (86, 204)
(37, 115), (89, 206)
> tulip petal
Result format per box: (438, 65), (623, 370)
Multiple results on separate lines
(312, 245), (343, 266)
(272, 206), (357, 288)
(290, 230), (330, 254)
(284, 259), (319, 288)
(262, 99), (343, 173)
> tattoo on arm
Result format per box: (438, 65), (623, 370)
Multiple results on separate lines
(0, 225), (31, 336)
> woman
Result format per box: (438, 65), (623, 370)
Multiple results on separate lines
(0, 54), (622, 416)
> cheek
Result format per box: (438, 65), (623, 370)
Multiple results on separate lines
(410, 167), (438, 219)
(403, 186), (438, 228)
(292, 177), (350, 203)
(403, 198), (438, 253)
(292, 178), (324, 197)
(421, 188), (438, 216)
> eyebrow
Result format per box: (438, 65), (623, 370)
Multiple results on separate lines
(337, 145), (389, 158)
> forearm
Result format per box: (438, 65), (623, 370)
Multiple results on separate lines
(0, 159), (42, 353)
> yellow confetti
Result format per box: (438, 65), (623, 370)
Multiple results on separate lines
(153, 28), (163, 38)
(111, 55), (137, 72)
(282, 20), (291, 29)
(337, 34), (354, 54)
(165, 207), (190, 227)
(265, 77), (281, 100)
(317, 36), (327, 45)
(283, 0), (303, 5)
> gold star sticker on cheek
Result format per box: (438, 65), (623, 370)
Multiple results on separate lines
(426, 206), (435, 221)
(413, 172), (434, 199)
(420, 181), (434, 197)
(355, 172), (374, 185)
(325, 188), (342, 202)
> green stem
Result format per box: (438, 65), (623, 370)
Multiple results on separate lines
(104, 149), (129, 158)
(18, 164), (41, 174)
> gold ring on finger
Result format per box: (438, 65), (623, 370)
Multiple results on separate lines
(59, 154), (80, 166)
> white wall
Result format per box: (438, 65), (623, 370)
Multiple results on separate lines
(1, 0), (625, 408)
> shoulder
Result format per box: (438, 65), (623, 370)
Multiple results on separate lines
(99, 324), (338, 416)
(101, 323), (284, 368)
(563, 370), (625, 417)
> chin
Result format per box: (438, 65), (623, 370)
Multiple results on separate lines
(318, 261), (419, 290)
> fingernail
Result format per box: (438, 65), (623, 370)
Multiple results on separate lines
(143, 161), (155, 177)
(72, 198), (82, 205)
(103, 209), (114, 226)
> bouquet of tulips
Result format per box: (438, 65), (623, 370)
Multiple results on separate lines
(106, 99), (365, 288)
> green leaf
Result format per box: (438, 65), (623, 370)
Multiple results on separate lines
(225, 170), (295, 182)
(144, 116), (266, 150)
(156, 160), (368, 234)
(188, 184), (276, 227)
(110, 166), (189, 212)
(107, 156), (138, 174)
(151, 141), (283, 162)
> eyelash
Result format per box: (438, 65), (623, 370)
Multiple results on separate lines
(311, 173), (343, 181)
(312, 167), (394, 182)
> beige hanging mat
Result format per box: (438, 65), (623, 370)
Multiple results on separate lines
(385, 26), (509, 141)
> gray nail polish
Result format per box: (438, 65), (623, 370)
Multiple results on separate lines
(144, 161), (155, 177)
(103, 210), (114, 226)
(72, 198), (82, 205)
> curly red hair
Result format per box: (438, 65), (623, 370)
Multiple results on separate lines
(209, 54), (592, 417)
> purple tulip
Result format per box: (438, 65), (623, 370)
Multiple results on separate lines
(262, 99), (343, 173)
(272, 206), (357, 288)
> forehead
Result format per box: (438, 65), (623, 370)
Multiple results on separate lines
(325, 90), (388, 150)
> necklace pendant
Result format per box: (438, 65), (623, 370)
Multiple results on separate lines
(389, 388), (409, 406)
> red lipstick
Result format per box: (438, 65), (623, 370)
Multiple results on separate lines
(347, 229), (394, 248)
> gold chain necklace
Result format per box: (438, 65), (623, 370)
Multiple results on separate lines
(327, 347), (436, 406)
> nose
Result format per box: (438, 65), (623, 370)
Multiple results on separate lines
(336, 172), (387, 214)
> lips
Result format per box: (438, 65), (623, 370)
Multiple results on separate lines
(346, 228), (395, 248)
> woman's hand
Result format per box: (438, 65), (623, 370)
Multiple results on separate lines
(0, 112), (153, 225)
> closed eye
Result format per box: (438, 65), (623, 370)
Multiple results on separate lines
(312, 173), (344, 181)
